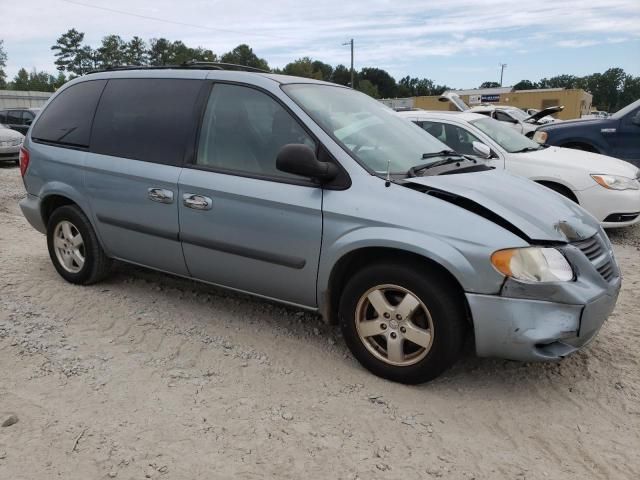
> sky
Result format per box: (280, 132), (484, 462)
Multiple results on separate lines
(1, 0), (639, 89)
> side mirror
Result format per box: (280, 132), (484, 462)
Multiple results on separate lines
(472, 141), (492, 159)
(276, 144), (338, 182)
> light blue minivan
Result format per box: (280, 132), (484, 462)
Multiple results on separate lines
(18, 65), (621, 383)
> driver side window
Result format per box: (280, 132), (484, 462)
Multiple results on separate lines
(196, 84), (316, 180)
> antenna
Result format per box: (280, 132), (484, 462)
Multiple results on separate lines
(384, 158), (392, 187)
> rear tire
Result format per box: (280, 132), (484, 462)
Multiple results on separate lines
(47, 205), (112, 284)
(339, 262), (466, 384)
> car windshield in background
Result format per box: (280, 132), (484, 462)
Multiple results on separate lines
(471, 117), (543, 153)
(611, 98), (640, 119)
(282, 84), (451, 174)
(506, 108), (529, 121)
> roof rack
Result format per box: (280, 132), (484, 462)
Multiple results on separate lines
(87, 61), (270, 75)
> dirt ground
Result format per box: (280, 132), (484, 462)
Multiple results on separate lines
(1, 163), (639, 480)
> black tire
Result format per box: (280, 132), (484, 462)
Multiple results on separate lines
(339, 262), (466, 384)
(47, 205), (112, 284)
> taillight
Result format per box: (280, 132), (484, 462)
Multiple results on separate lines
(19, 147), (30, 177)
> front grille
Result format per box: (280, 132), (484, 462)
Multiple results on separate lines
(573, 234), (617, 282)
(573, 236), (604, 261)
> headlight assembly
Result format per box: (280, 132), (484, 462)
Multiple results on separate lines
(591, 174), (640, 191)
(491, 247), (574, 282)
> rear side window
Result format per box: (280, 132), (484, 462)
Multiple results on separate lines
(91, 78), (203, 165)
(7, 111), (22, 124)
(32, 80), (106, 147)
(0, 111), (5, 123)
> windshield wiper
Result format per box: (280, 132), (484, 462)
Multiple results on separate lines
(421, 149), (458, 159)
(511, 146), (541, 153)
(408, 151), (465, 177)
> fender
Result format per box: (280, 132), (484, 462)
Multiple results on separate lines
(316, 225), (507, 308)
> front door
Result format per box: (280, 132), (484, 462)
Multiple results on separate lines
(178, 83), (323, 307)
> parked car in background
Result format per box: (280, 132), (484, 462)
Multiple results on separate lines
(19, 67), (621, 384)
(581, 110), (610, 119)
(0, 124), (24, 165)
(0, 108), (41, 135)
(535, 99), (640, 167)
(439, 93), (562, 136)
(399, 110), (640, 228)
(526, 108), (557, 124)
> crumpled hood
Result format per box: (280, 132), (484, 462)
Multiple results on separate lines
(405, 170), (599, 243)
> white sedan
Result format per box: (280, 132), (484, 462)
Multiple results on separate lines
(398, 110), (640, 228)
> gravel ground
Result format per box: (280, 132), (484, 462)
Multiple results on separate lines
(1, 163), (639, 479)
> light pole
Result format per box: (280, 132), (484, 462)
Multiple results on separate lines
(499, 63), (507, 87)
(342, 39), (354, 88)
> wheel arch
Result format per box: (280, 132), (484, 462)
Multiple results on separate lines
(558, 140), (600, 154)
(534, 180), (580, 204)
(322, 247), (470, 325)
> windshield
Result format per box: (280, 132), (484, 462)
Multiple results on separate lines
(282, 84), (452, 174)
(505, 108), (529, 121)
(471, 117), (543, 153)
(612, 98), (640, 119)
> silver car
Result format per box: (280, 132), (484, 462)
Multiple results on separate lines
(18, 66), (620, 383)
(0, 124), (24, 165)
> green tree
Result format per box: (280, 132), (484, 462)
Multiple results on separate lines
(148, 38), (173, 65)
(0, 39), (7, 89)
(311, 60), (333, 81)
(190, 46), (216, 63)
(397, 76), (417, 97)
(220, 44), (269, 70)
(513, 79), (537, 90)
(538, 74), (578, 89)
(123, 36), (148, 65)
(96, 34), (126, 67)
(356, 79), (380, 98)
(12, 68), (30, 90)
(331, 64), (353, 86)
(359, 67), (396, 98)
(51, 28), (93, 75)
(617, 74), (640, 111)
(479, 81), (501, 88)
(283, 57), (322, 79)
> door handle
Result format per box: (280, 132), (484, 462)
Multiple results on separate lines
(148, 187), (174, 204)
(183, 193), (213, 210)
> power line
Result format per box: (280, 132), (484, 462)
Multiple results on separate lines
(58, 0), (291, 40)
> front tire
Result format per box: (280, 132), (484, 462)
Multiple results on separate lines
(339, 262), (466, 384)
(47, 205), (111, 284)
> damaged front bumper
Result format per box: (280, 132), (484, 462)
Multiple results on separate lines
(468, 232), (621, 361)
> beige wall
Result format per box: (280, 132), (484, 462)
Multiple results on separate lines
(413, 89), (593, 120)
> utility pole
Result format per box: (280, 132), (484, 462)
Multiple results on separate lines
(342, 39), (354, 88)
(499, 63), (507, 87)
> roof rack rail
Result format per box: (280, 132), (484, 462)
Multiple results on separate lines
(181, 61), (270, 73)
(86, 61), (270, 75)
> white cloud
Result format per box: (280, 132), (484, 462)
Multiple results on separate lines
(1, 0), (638, 78)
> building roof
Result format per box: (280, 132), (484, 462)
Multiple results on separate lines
(448, 87), (512, 96)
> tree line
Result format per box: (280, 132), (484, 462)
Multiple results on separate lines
(0, 30), (638, 111)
